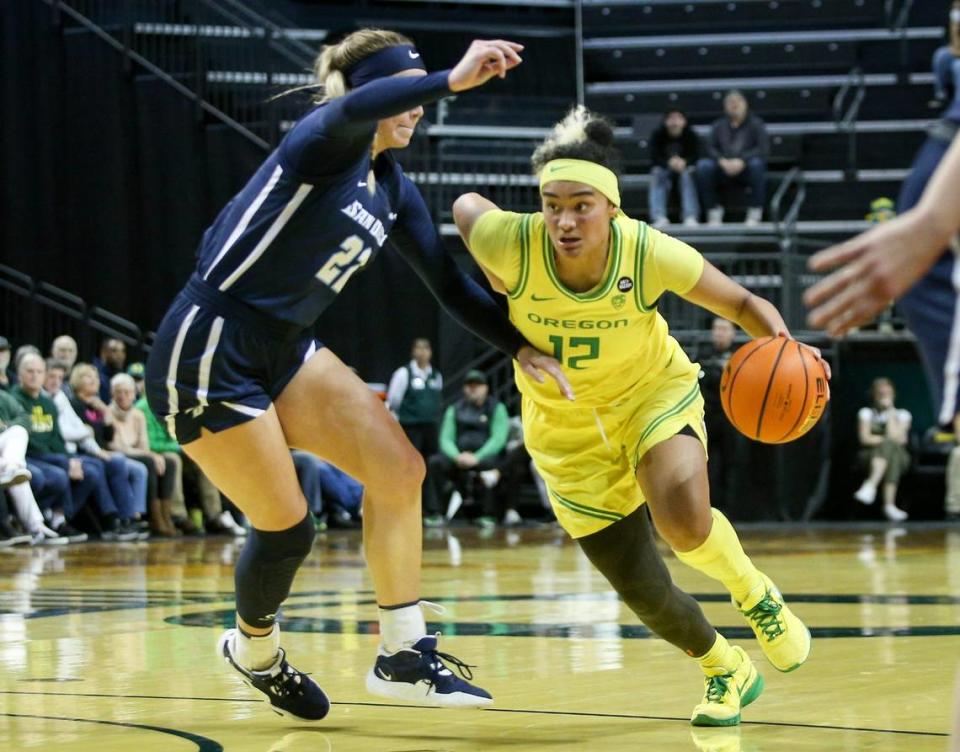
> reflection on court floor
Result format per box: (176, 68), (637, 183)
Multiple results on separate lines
(0, 523), (956, 751)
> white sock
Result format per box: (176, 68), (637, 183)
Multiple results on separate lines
(378, 603), (426, 654)
(51, 512), (66, 530)
(234, 624), (280, 671)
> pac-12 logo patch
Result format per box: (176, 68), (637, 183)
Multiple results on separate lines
(617, 276), (634, 292)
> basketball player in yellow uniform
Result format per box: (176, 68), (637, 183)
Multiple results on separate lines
(453, 107), (829, 727)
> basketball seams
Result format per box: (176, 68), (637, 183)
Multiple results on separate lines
(754, 337), (791, 440)
(723, 336), (777, 434)
(776, 340), (811, 443)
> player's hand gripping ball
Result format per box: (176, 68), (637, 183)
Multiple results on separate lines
(720, 336), (829, 443)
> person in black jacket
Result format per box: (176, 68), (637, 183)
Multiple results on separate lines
(696, 90), (769, 226)
(648, 109), (701, 227)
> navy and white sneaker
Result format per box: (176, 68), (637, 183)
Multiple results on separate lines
(217, 629), (330, 721)
(365, 635), (493, 708)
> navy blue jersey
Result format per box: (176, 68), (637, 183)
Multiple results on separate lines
(192, 70), (526, 355)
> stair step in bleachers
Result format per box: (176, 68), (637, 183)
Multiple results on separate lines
(584, 28), (942, 80)
(581, 0), (942, 35)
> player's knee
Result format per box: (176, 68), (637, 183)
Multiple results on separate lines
(396, 446), (426, 491)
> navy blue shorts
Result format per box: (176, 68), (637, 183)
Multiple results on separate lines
(145, 277), (323, 444)
(897, 125), (960, 425)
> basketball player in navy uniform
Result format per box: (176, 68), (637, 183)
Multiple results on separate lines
(806, 131), (960, 752)
(145, 30), (572, 721)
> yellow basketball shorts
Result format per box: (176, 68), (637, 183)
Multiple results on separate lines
(522, 368), (707, 539)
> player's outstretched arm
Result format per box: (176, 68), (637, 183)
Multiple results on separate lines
(682, 261), (832, 378)
(805, 134), (960, 336)
(334, 39), (522, 126)
(394, 184), (575, 401)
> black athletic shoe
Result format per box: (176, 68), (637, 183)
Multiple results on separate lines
(101, 517), (140, 542)
(54, 522), (88, 543)
(217, 629), (330, 721)
(365, 635), (493, 707)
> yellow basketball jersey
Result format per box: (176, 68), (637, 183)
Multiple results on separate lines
(469, 210), (704, 409)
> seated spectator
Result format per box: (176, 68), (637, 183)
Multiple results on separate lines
(423, 369), (508, 528)
(93, 337), (127, 403)
(0, 337), (13, 391)
(106, 373), (182, 537)
(854, 378), (912, 521)
(14, 344), (41, 372)
(933, 3), (960, 110)
(0, 491), (33, 546)
(127, 364), (236, 536)
(50, 335), (79, 398)
(648, 108), (701, 227)
(696, 90), (769, 227)
(0, 387), (67, 544)
(291, 450), (363, 529)
(317, 459), (363, 525)
(13, 353), (102, 541)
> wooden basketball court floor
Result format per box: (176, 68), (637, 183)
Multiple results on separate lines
(1, 522), (957, 751)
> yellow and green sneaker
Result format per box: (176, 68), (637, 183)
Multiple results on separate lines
(736, 573), (811, 673)
(691, 646), (764, 727)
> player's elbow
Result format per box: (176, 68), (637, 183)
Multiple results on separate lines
(453, 193), (484, 240)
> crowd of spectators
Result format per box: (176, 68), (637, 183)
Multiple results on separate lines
(0, 334), (247, 546)
(647, 90), (769, 228)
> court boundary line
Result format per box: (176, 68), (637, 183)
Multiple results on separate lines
(0, 711), (223, 751)
(2, 690), (947, 738)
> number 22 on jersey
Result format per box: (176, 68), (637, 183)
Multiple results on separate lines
(316, 235), (373, 293)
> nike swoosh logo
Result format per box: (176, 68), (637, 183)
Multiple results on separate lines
(388, 212), (398, 220)
(549, 165), (576, 172)
(530, 294), (555, 302)
(377, 667), (393, 681)
(408, 51), (420, 59)
(357, 181), (367, 187)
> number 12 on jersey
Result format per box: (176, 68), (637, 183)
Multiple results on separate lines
(549, 335), (600, 370)
(316, 235), (373, 293)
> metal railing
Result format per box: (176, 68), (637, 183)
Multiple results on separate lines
(832, 67), (867, 179)
(0, 264), (153, 362)
(770, 166), (807, 248)
(43, 0), (320, 150)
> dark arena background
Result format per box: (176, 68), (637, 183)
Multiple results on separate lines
(1, 1), (959, 750)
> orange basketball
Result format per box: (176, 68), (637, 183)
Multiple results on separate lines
(719, 336), (829, 444)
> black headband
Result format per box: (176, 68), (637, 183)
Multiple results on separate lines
(345, 44), (427, 88)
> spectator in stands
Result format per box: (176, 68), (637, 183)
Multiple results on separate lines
(0, 337), (13, 391)
(695, 317), (743, 512)
(50, 335), (79, 397)
(14, 344), (41, 371)
(127, 362), (146, 397)
(293, 451), (364, 528)
(933, 2), (960, 108)
(291, 450), (324, 519)
(93, 338), (126, 402)
(423, 369), (509, 528)
(13, 353), (102, 541)
(0, 388), (70, 544)
(648, 108), (701, 228)
(697, 90), (769, 227)
(45, 359), (147, 537)
(130, 365), (240, 536)
(387, 338), (443, 461)
(107, 373), (182, 537)
(854, 378), (912, 522)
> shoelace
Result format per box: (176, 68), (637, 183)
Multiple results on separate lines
(743, 595), (785, 641)
(423, 632), (477, 687)
(257, 650), (309, 698)
(704, 674), (731, 704)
